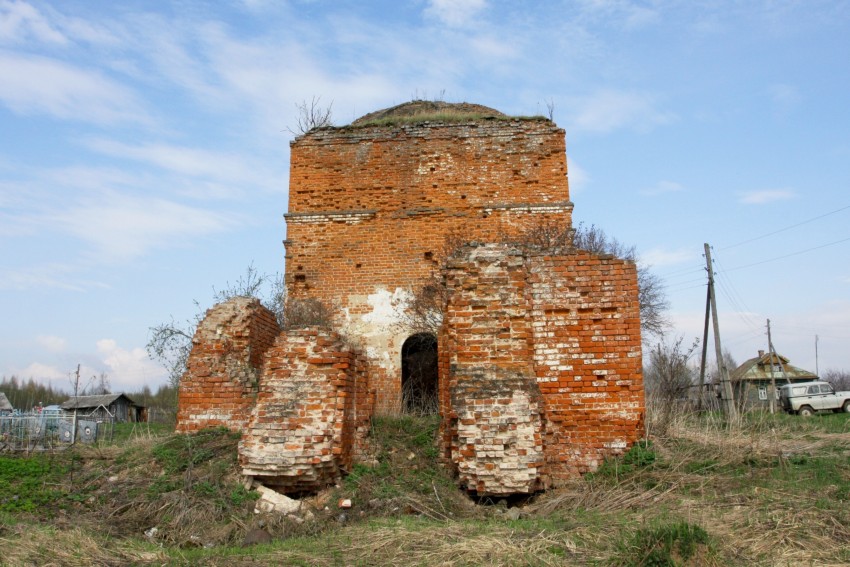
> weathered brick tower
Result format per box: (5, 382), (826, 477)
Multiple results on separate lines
(177, 101), (645, 496)
(284, 101), (574, 414)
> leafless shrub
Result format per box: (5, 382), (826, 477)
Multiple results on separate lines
(505, 219), (573, 251)
(289, 96), (333, 135)
(398, 276), (449, 336)
(397, 230), (467, 336)
(504, 221), (670, 339)
(645, 336), (700, 437)
(282, 297), (333, 330)
(822, 368), (850, 390)
(148, 265), (286, 388)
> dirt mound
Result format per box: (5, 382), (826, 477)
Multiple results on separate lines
(351, 100), (505, 126)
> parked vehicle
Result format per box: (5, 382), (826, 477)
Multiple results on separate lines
(778, 381), (850, 416)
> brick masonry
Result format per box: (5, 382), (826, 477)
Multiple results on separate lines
(439, 243), (643, 493)
(238, 329), (373, 493)
(175, 102), (645, 496)
(176, 297), (279, 433)
(284, 115), (573, 415)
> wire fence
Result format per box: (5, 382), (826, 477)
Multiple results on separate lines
(0, 412), (115, 452)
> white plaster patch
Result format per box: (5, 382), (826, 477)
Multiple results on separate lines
(361, 287), (411, 325)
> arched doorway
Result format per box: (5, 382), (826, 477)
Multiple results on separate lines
(401, 333), (438, 414)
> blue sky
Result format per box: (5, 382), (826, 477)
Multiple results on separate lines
(1, 0), (848, 393)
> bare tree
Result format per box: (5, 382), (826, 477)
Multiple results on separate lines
(572, 223), (670, 338)
(822, 369), (850, 391)
(147, 265), (288, 389)
(504, 221), (670, 339)
(91, 372), (111, 395)
(644, 336), (700, 435)
(147, 315), (197, 390)
(289, 96), (333, 135)
(69, 364), (95, 399)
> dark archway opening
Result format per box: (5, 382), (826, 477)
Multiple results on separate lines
(401, 333), (438, 414)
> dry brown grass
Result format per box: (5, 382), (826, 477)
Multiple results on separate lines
(0, 523), (166, 566)
(2, 411), (850, 565)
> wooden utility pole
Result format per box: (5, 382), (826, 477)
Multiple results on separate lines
(704, 243), (737, 419)
(766, 319), (777, 414)
(815, 335), (820, 377)
(698, 285), (711, 410)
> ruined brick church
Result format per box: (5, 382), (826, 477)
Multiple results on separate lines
(176, 101), (644, 496)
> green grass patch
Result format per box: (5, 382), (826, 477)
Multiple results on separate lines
(0, 455), (72, 513)
(616, 521), (712, 566)
(351, 113), (548, 128)
(588, 439), (657, 481)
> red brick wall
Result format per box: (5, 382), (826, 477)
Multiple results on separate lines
(285, 119), (572, 414)
(529, 251), (644, 481)
(176, 297), (279, 433)
(438, 245), (545, 495)
(238, 329), (373, 493)
(438, 244), (644, 492)
(175, 107), (644, 497)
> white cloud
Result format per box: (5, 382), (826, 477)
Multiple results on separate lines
(36, 335), (66, 353)
(0, 0), (67, 45)
(0, 263), (103, 291)
(96, 339), (167, 391)
(642, 248), (695, 268)
(425, 0), (487, 27)
(85, 139), (274, 190)
(642, 180), (684, 196)
(567, 89), (674, 134)
(18, 362), (67, 381)
(0, 52), (149, 125)
(468, 33), (518, 61)
(768, 83), (801, 116)
(567, 158), (590, 194)
(577, 0), (660, 29)
(46, 193), (239, 262)
(738, 189), (795, 204)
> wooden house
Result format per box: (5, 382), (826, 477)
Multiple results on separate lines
(61, 393), (146, 422)
(729, 350), (818, 409)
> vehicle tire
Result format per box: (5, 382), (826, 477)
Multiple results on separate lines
(798, 406), (814, 417)
(843, 400), (850, 413)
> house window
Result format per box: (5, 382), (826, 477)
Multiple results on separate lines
(758, 387), (767, 400)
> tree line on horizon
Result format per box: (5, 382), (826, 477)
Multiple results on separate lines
(0, 375), (178, 421)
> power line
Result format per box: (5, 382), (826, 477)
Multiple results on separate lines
(712, 254), (762, 332)
(719, 204), (850, 251)
(720, 236), (850, 273)
(658, 264), (706, 279)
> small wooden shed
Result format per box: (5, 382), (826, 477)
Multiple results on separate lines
(61, 393), (146, 422)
